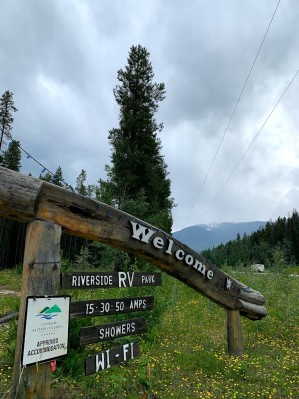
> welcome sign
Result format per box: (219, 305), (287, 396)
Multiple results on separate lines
(22, 296), (70, 367)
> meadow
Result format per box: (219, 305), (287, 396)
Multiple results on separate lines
(0, 268), (298, 398)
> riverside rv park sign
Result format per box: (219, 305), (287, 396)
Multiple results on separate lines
(61, 271), (161, 289)
(60, 271), (161, 375)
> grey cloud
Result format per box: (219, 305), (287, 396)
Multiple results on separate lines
(0, 0), (298, 231)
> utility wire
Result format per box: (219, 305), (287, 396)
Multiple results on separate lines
(184, 0), (281, 227)
(199, 68), (299, 222)
(19, 145), (55, 176)
(0, 136), (74, 190)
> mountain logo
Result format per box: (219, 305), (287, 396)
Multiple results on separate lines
(36, 304), (62, 320)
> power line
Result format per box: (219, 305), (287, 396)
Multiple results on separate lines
(184, 0), (281, 227)
(199, 68), (299, 222)
(0, 137), (75, 191)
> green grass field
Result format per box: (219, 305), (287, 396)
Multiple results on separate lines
(0, 268), (298, 398)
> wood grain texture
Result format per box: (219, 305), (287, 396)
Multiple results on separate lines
(9, 220), (61, 399)
(79, 317), (146, 345)
(61, 272), (161, 289)
(85, 342), (139, 375)
(226, 309), (244, 356)
(70, 296), (154, 318)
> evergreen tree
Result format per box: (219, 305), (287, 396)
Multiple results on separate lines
(0, 90), (18, 153)
(76, 169), (88, 196)
(0, 92), (22, 269)
(1, 140), (21, 171)
(99, 44), (173, 233)
(202, 210), (299, 269)
(39, 171), (52, 182)
(52, 166), (64, 186)
(76, 169), (96, 198)
(39, 166), (64, 186)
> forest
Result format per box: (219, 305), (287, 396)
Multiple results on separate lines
(202, 210), (299, 270)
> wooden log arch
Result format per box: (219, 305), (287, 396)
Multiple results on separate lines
(0, 166), (267, 320)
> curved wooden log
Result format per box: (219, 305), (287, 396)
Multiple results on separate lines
(0, 167), (267, 320)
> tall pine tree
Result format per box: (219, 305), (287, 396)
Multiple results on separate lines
(76, 169), (96, 198)
(99, 44), (173, 233)
(0, 92), (23, 269)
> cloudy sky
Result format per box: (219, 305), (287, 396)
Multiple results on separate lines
(1, 0), (298, 231)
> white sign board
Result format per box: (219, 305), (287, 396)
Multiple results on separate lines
(22, 296), (70, 367)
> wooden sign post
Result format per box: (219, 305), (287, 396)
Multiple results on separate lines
(226, 309), (244, 356)
(9, 220), (62, 399)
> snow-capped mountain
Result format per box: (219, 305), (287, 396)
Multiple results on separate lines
(172, 221), (266, 252)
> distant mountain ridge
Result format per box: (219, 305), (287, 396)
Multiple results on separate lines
(173, 221), (266, 252)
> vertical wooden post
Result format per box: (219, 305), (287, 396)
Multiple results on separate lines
(10, 220), (62, 399)
(226, 309), (244, 356)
